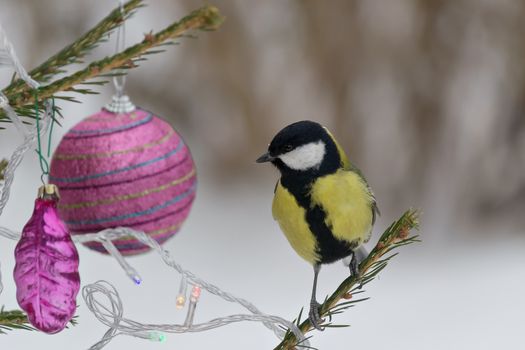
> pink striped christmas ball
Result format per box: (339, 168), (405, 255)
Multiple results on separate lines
(49, 107), (196, 255)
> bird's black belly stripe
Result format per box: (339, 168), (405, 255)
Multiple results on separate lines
(281, 176), (356, 264)
(306, 204), (356, 264)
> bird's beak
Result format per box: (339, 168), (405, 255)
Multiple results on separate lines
(256, 152), (275, 163)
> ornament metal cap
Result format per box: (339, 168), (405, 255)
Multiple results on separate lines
(104, 94), (136, 114)
(38, 184), (60, 200)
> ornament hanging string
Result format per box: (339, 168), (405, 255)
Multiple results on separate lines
(47, 98), (56, 158)
(105, 0), (136, 116)
(33, 89), (56, 183)
(113, 0), (127, 97)
(0, 15), (308, 349)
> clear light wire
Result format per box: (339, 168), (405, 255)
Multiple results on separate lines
(0, 22), (39, 89)
(0, 18), (308, 350)
(83, 280), (306, 350)
(74, 227), (307, 346)
(0, 92), (28, 137)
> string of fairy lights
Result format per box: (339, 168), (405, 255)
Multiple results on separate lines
(0, 6), (307, 350)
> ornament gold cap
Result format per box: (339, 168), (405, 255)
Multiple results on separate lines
(38, 184), (60, 199)
(104, 94), (136, 114)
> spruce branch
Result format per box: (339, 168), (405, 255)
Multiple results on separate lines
(0, 307), (34, 334)
(0, 3), (224, 123)
(275, 209), (420, 350)
(0, 159), (7, 180)
(0, 0), (143, 129)
(3, 0), (144, 98)
(0, 306), (78, 334)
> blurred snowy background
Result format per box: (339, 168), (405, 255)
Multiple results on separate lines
(0, 0), (524, 349)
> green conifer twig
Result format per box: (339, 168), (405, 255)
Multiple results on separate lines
(4, 0), (144, 97)
(0, 159), (7, 180)
(0, 306), (78, 334)
(0, 308), (34, 334)
(275, 209), (420, 350)
(0, 3), (224, 124)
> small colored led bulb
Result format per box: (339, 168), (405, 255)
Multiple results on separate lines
(149, 331), (166, 342)
(176, 294), (186, 309)
(190, 285), (201, 302)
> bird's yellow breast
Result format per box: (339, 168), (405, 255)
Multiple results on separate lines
(272, 181), (319, 264)
(309, 169), (373, 244)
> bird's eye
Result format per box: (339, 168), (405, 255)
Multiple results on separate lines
(284, 144), (293, 152)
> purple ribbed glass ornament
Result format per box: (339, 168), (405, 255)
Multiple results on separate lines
(13, 185), (80, 334)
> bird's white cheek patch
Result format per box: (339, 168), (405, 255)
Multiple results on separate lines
(279, 141), (326, 170)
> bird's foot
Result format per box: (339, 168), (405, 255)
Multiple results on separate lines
(349, 255), (363, 289)
(309, 301), (325, 331)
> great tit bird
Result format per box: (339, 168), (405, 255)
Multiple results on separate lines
(256, 120), (379, 330)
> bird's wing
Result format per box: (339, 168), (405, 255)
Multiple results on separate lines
(349, 166), (380, 226)
(324, 127), (380, 226)
(309, 169), (376, 245)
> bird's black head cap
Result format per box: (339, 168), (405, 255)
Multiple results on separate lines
(257, 120), (341, 178)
